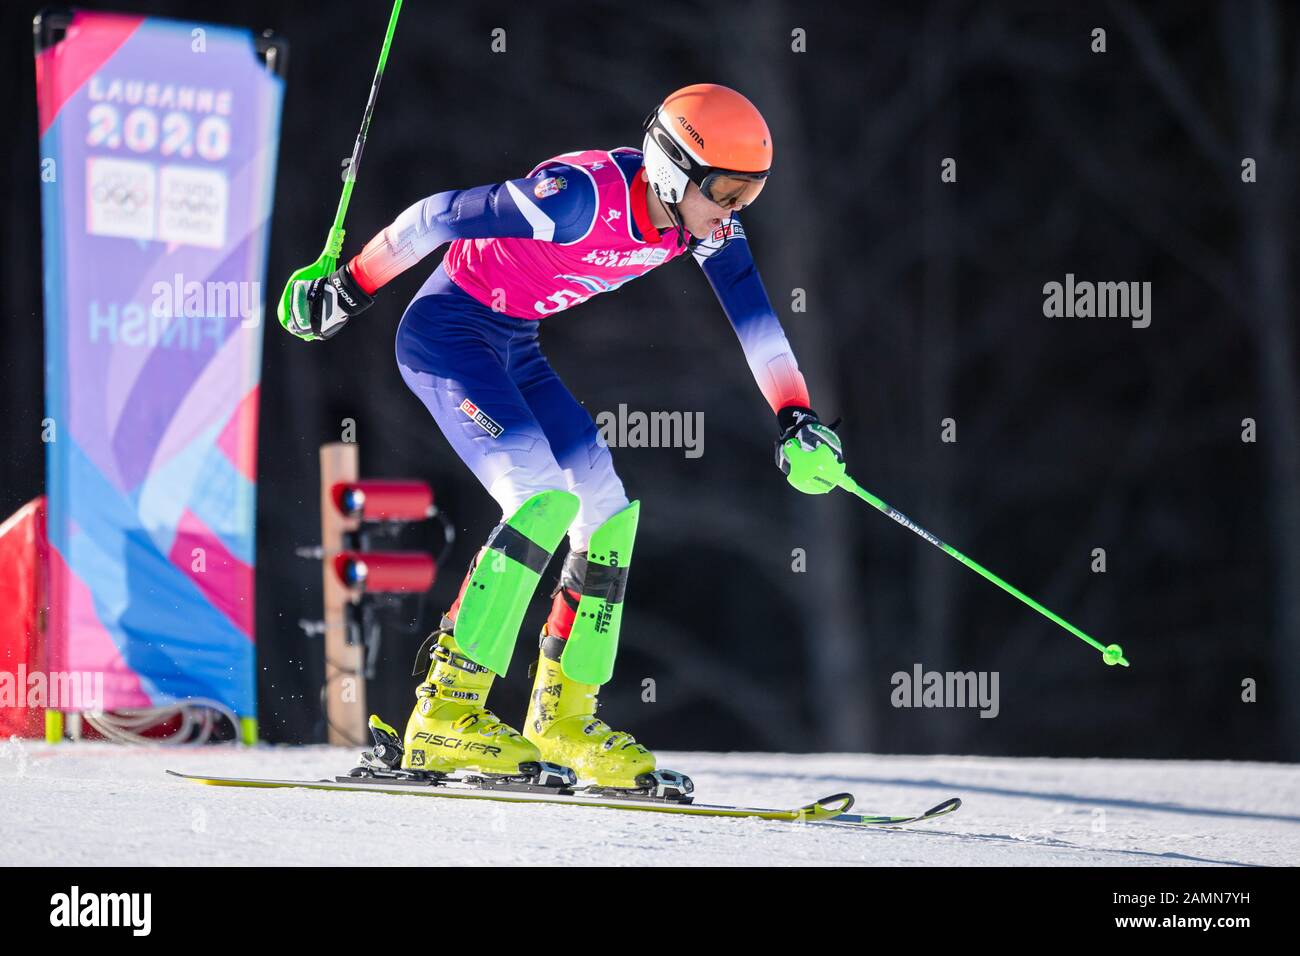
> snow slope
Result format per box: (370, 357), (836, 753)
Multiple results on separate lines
(1, 741), (1295, 866)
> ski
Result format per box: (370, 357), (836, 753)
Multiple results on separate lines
(165, 770), (959, 828)
(831, 796), (962, 828)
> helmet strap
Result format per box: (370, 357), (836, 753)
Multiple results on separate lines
(649, 178), (690, 249)
(662, 196), (689, 249)
(669, 203), (688, 249)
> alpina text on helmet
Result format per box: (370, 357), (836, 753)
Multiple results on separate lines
(675, 115), (704, 149)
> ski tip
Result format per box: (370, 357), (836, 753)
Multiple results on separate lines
(166, 770), (216, 784)
(925, 797), (962, 816)
(802, 792), (855, 819)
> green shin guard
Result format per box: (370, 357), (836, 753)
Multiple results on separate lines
(455, 490), (580, 676)
(561, 501), (640, 684)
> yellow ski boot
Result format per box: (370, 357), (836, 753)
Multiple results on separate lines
(391, 622), (570, 784)
(524, 628), (691, 797)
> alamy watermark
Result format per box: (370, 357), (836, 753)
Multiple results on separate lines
(50, 886), (151, 936)
(0, 667), (104, 713)
(152, 273), (261, 326)
(595, 404), (704, 459)
(1043, 273), (1151, 328)
(891, 664), (999, 718)
(88, 275), (261, 351)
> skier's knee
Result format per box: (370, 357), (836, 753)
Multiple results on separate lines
(569, 493), (634, 552)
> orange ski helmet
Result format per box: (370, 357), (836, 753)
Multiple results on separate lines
(642, 84), (772, 210)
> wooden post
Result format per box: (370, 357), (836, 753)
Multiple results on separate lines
(319, 442), (365, 745)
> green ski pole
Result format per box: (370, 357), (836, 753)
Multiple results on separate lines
(276, 0), (403, 339)
(837, 473), (1128, 668)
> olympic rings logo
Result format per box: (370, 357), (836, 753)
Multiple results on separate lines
(92, 179), (149, 212)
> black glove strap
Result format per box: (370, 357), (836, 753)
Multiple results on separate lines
(329, 263), (374, 314)
(777, 405), (818, 440)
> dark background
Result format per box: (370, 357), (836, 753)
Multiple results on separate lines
(3, 1), (1297, 760)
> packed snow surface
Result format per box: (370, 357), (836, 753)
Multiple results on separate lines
(2, 742), (1295, 866)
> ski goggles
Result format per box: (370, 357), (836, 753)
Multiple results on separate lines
(697, 170), (768, 210)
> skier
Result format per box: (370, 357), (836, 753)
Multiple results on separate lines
(285, 83), (846, 796)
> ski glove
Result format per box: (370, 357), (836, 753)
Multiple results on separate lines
(283, 263), (374, 341)
(775, 406), (845, 495)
